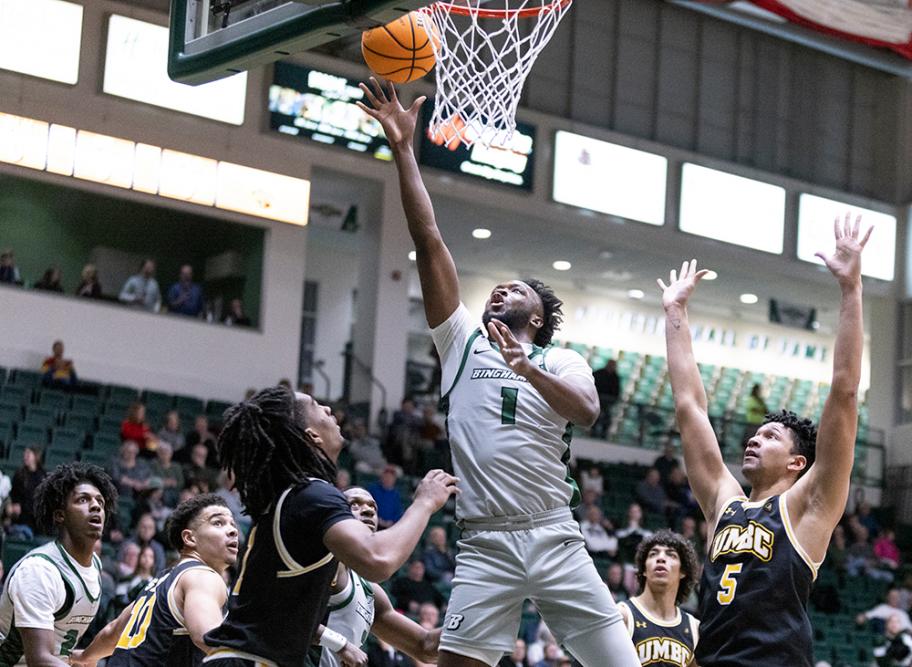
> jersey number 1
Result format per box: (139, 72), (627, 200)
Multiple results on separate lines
(716, 563), (742, 605)
(501, 387), (518, 425)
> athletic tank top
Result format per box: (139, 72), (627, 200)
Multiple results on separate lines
(696, 493), (819, 667)
(108, 558), (223, 666)
(0, 541), (102, 666)
(316, 569), (376, 667)
(438, 321), (585, 519)
(619, 598), (698, 667)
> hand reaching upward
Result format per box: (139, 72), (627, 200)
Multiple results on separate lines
(816, 212), (873, 289)
(487, 320), (535, 379)
(657, 259), (710, 311)
(356, 77), (426, 149)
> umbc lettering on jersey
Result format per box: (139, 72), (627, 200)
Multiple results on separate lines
(710, 521), (775, 562)
(469, 368), (529, 383)
(636, 637), (693, 667)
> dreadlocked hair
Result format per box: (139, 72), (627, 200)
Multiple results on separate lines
(634, 529), (699, 605)
(34, 463), (118, 535)
(521, 278), (564, 347)
(217, 386), (337, 518)
(762, 409), (817, 477)
(166, 493), (228, 550)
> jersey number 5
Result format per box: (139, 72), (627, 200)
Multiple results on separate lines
(501, 387), (518, 425)
(717, 564), (742, 605)
(116, 592), (157, 650)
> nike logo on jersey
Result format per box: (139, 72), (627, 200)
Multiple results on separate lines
(473, 348), (491, 355)
(470, 368), (529, 382)
(710, 521), (775, 562)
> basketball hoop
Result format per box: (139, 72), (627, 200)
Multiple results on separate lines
(422, 0), (572, 148)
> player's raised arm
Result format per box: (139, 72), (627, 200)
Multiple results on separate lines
(357, 78), (460, 327)
(790, 215), (871, 537)
(370, 582), (441, 663)
(659, 260), (743, 524)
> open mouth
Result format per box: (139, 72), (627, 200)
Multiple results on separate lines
(227, 540), (239, 551)
(88, 515), (103, 527)
(653, 567), (668, 576)
(360, 518), (376, 528)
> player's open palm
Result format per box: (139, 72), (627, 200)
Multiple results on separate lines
(815, 212), (873, 288)
(338, 642), (368, 667)
(657, 259), (710, 310)
(356, 77), (426, 147)
(413, 469), (459, 512)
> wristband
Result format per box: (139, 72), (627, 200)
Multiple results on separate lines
(319, 628), (348, 653)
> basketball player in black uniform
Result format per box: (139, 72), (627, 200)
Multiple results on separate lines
(659, 216), (872, 666)
(201, 386), (458, 666)
(617, 530), (699, 667)
(69, 493), (239, 666)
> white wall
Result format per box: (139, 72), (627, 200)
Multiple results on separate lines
(0, 219), (306, 402)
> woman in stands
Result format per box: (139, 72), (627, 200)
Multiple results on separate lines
(121, 402), (153, 456)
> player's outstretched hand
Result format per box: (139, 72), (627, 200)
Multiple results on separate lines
(487, 320), (534, 378)
(657, 259), (710, 311)
(815, 212), (873, 289)
(356, 77), (426, 148)
(413, 469), (459, 513)
(338, 641), (369, 667)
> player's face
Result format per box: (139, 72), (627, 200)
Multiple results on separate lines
(345, 488), (379, 533)
(59, 482), (106, 542)
(482, 281), (542, 333)
(191, 506), (240, 569)
(645, 544), (682, 589)
(742, 422), (806, 482)
(296, 393), (345, 461)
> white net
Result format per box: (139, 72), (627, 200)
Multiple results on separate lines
(423, 0), (572, 148)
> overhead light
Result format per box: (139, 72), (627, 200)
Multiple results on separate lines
(552, 260), (572, 271)
(740, 293), (759, 304)
(472, 228), (492, 239)
(703, 270), (718, 281)
(599, 250), (614, 260)
(627, 289), (645, 300)
(408, 251), (416, 261)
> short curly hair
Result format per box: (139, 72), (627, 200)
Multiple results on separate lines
(762, 409), (817, 477)
(34, 463), (118, 535)
(521, 278), (564, 347)
(166, 493), (229, 550)
(634, 529), (699, 605)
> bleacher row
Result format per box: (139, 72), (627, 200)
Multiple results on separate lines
(0, 366), (233, 478)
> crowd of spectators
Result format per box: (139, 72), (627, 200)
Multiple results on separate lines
(0, 248), (254, 326)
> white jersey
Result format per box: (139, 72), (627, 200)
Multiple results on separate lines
(0, 540), (102, 665)
(319, 570), (376, 667)
(432, 303), (596, 519)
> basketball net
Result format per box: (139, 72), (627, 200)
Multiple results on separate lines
(423, 0), (572, 148)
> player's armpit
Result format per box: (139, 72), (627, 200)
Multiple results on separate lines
(18, 627), (68, 667)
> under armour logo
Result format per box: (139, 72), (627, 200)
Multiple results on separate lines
(764, 502), (773, 513)
(724, 507), (736, 516)
(635, 621), (647, 629)
(445, 614), (465, 631)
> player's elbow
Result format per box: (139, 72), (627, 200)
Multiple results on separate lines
(580, 400), (599, 428)
(829, 376), (859, 405)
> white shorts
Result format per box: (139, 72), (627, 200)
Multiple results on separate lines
(440, 508), (639, 666)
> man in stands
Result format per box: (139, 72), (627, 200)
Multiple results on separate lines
(167, 264), (205, 318)
(40, 340), (78, 387)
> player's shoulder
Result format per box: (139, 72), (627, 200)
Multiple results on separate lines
(293, 478), (346, 502)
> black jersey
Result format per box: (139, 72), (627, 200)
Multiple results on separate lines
(619, 598), (698, 667)
(696, 493), (818, 667)
(204, 479), (354, 667)
(108, 558), (222, 667)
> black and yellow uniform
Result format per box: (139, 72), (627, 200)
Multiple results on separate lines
(696, 493), (820, 667)
(108, 558), (222, 666)
(618, 598), (698, 667)
(204, 479), (354, 667)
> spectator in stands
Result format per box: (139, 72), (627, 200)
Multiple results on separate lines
(390, 559), (444, 614)
(418, 404), (445, 449)
(533, 642), (565, 667)
(827, 524), (849, 574)
(743, 383), (768, 443)
(367, 465), (405, 529)
(418, 602), (440, 629)
(498, 639), (530, 667)
(215, 469), (251, 535)
(605, 562), (632, 603)
(0, 249), (22, 286)
(134, 477), (172, 534)
(123, 512), (166, 574)
(148, 441), (183, 508)
(635, 467), (674, 516)
(119, 258), (161, 312)
(421, 525), (456, 584)
(857, 589), (912, 634)
(579, 465), (604, 500)
(183, 442), (218, 492)
(665, 466), (698, 517)
(385, 398), (421, 466)
(156, 410), (186, 456)
(335, 468), (351, 491)
(114, 544), (157, 612)
(34, 266), (64, 292)
(8, 446), (45, 535)
(185, 414), (216, 463)
(110, 439), (150, 498)
(876, 528), (902, 572)
(616, 502), (653, 560)
(591, 359), (621, 439)
(579, 504), (618, 559)
(121, 402), (154, 456)
(847, 524), (893, 581)
(368, 639), (414, 666)
(166, 264), (205, 317)
(75, 263), (102, 298)
(873, 612), (912, 667)
(111, 541), (141, 615)
(680, 515), (700, 555)
(40, 339), (78, 387)
(652, 443), (680, 487)
(348, 418), (388, 474)
(858, 501), (882, 538)
(223, 298), (252, 327)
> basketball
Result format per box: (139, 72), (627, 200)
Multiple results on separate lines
(361, 11), (438, 84)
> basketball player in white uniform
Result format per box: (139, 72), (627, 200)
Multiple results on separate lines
(358, 79), (639, 667)
(315, 487), (441, 667)
(0, 463), (117, 666)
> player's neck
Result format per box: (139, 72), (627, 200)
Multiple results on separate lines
(182, 549), (228, 574)
(59, 532), (96, 567)
(637, 586), (678, 622)
(747, 476), (793, 503)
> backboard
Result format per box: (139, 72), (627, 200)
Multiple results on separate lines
(169, 0), (428, 85)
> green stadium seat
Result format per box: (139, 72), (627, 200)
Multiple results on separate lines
(51, 428), (85, 451)
(63, 412), (96, 433)
(24, 406), (55, 427)
(16, 423), (48, 445)
(91, 432), (122, 453)
(44, 448), (76, 468)
(7, 442), (30, 463)
(106, 385), (139, 403)
(0, 403), (20, 423)
(103, 399), (133, 416)
(10, 370), (42, 387)
(82, 450), (111, 467)
(70, 395), (102, 414)
(0, 386), (30, 405)
(98, 415), (124, 435)
(143, 391), (175, 412)
(0, 368), (7, 385)
(175, 395), (204, 416)
(38, 390), (68, 410)
(2, 538), (36, 573)
(206, 401), (232, 418)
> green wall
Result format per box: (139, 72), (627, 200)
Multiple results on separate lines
(0, 174), (265, 324)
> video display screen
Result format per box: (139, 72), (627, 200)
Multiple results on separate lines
(268, 62), (392, 160)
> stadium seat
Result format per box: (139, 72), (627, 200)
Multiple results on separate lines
(0, 385), (30, 405)
(106, 385), (139, 403)
(44, 448), (76, 468)
(70, 395), (102, 414)
(2, 538), (36, 573)
(91, 432), (122, 453)
(63, 412), (96, 433)
(97, 415), (124, 435)
(206, 400), (232, 419)
(15, 423), (48, 445)
(51, 428), (85, 451)
(82, 450), (111, 467)
(0, 368), (7, 385)
(0, 402), (20, 424)
(175, 395), (204, 416)
(24, 406), (56, 428)
(143, 390), (175, 412)
(9, 370), (42, 387)
(38, 390), (68, 410)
